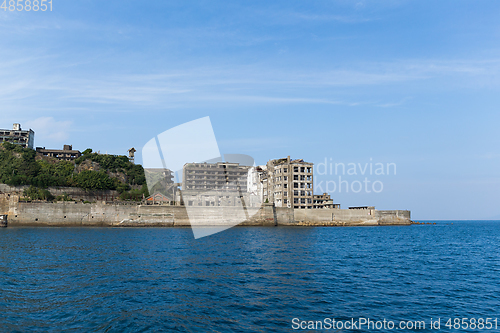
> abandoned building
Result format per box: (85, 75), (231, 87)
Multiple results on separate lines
(0, 123), (35, 149)
(313, 193), (340, 209)
(143, 168), (176, 200)
(264, 156), (314, 209)
(148, 157), (342, 209)
(182, 162), (250, 192)
(144, 192), (172, 205)
(247, 165), (267, 198)
(181, 162), (254, 207)
(35, 145), (82, 161)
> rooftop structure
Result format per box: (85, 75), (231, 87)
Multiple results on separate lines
(349, 206), (375, 210)
(128, 147), (136, 164)
(265, 156), (313, 209)
(36, 145), (82, 161)
(0, 123), (35, 149)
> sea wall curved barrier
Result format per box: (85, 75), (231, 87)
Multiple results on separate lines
(0, 193), (410, 227)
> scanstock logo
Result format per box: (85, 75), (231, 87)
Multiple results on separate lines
(142, 117), (263, 239)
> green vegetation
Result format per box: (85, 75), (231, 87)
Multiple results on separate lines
(74, 170), (115, 190)
(75, 149), (146, 186)
(34, 159), (75, 188)
(23, 186), (54, 201)
(119, 184), (149, 201)
(0, 142), (149, 201)
(0, 142), (41, 186)
(55, 193), (74, 202)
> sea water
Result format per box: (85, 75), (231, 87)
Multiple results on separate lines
(1, 221), (499, 332)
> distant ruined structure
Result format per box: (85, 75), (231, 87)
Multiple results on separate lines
(264, 156), (314, 209)
(177, 157), (341, 210)
(36, 145), (82, 161)
(0, 123), (34, 149)
(181, 162), (254, 207)
(313, 193), (340, 209)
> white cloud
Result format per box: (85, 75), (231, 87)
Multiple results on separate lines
(24, 117), (73, 146)
(1, 54), (500, 115)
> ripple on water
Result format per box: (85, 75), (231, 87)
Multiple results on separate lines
(0, 222), (500, 332)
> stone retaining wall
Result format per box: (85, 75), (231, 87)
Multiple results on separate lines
(0, 193), (411, 227)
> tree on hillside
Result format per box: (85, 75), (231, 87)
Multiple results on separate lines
(74, 170), (116, 190)
(0, 142), (148, 200)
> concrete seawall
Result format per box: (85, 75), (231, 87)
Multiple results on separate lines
(0, 194), (411, 227)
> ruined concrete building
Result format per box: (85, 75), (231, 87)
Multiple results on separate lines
(0, 123), (35, 149)
(35, 145), (82, 161)
(265, 156), (314, 209)
(181, 162), (254, 207)
(313, 193), (340, 209)
(182, 162), (250, 192)
(174, 157), (340, 210)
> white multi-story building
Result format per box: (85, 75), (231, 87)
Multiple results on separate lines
(0, 123), (34, 149)
(247, 165), (267, 206)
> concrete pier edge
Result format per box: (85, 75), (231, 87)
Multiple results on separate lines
(1, 194), (411, 227)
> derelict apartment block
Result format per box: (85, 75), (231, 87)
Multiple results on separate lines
(0, 123), (34, 149)
(35, 145), (82, 161)
(182, 162), (252, 207)
(176, 156), (336, 209)
(265, 156), (314, 209)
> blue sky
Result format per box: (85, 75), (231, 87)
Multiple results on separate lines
(1, 1), (499, 219)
